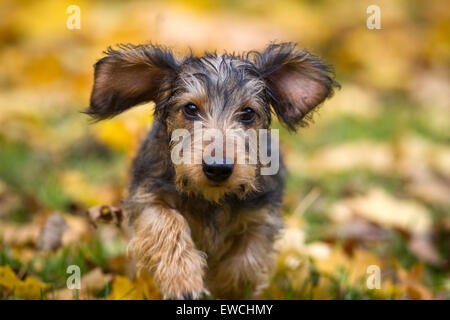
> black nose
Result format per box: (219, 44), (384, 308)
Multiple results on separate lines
(202, 159), (234, 182)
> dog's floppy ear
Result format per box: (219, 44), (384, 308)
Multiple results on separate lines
(254, 42), (339, 130)
(86, 43), (179, 121)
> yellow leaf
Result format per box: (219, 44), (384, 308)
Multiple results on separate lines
(134, 272), (161, 300)
(14, 276), (49, 300)
(0, 265), (49, 299)
(107, 275), (136, 300)
(314, 248), (403, 299)
(0, 265), (21, 289)
(314, 248), (381, 285)
(107, 272), (160, 300)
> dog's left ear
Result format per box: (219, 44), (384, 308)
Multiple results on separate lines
(254, 43), (339, 130)
(86, 43), (179, 121)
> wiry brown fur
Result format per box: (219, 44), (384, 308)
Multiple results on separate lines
(127, 201), (207, 299)
(87, 42), (338, 299)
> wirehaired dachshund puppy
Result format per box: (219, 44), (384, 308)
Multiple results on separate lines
(87, 42), (338, 299)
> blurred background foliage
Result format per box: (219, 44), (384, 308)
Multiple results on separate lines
(0, 0), (448, 299)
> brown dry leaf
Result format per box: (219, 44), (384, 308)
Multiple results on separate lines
(53, 267), (113, 300)
(0, 221), (41, 245)
(330, 188), (432, 234)
(396, 135), (450, 180)
(308, 142), (394, 174)
(333, 219), (388, 241)
(0, 180), (21, 218)
(412, 70), (450, 111)
(408, 234), (444, 266)
(406, 174), (450, 207)
(61, 214), (91, 245)
(106, 255), (128, 275)
(395, 263), (433, 300)
(443, 216), (450, 231)
(36, 212), (68, 251)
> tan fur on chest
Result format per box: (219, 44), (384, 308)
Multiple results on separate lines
(185, 205), (282, 269)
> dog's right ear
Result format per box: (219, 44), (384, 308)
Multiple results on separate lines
(86, 43), (179, 121)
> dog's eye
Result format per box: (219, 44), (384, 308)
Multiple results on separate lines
(239, 107), (256, 124)
(182, 103), (199, 120)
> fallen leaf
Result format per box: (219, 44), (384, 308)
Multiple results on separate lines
(330, 188), (432, 234)
(333, 219), (389, 241)
(61, 214), (91, 245)
(0, 221), (40, 245)
(314, 248), (381, 285)
(0, 265), (49, 299)
(36, 212), (68, 251)
(14, 276), (50, 300)
(107, 272), (160, 300)
(408, 234), (444, 266)
(308, 142), (394, 174)
(405, 171), (450, 206)
(396, 135), (450, 180)
(313, 248), (403, 299)
(275, 227), (331, 260)
(54, 267), (113, 300)
(0, 265), (20, 289)
(0, 180), (21, 218)
(395, 262), (433, 300)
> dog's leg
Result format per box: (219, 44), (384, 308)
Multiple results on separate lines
(127, 205), (207, 299)
(207, 208), (283, 299)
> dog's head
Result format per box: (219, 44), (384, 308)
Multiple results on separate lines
(87, 42), (338, 202)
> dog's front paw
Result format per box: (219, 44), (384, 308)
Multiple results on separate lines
(159, 259), (207, 300)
